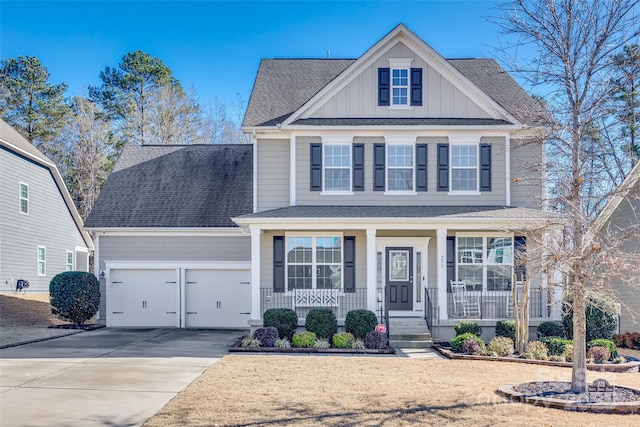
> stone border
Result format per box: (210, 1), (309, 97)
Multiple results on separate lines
(434, 346), (640, 373)
(229, 340), (395, 355)
(497, 382), (640, 414)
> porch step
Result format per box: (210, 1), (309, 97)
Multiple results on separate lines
(388, 317), (432, 349)
(389, 339), (433, 349)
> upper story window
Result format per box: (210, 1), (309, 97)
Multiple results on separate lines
(451, 144), (478, 191)
(437, 142), (491, 193)
(66, 251), (74, 271)
(378, 58), (422, 107)
(324, 144), (351, 191)
(392, 69), (409, 106)
(387, 144), (414, 191)
(19, 182), (29, 214)
(374, 142), (428, 193)
(37, 246), (46, 276)
(310, 141), (364, 193)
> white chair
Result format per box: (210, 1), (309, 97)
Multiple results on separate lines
(506, 281), (524, 317)
(451, 280), (481, 318)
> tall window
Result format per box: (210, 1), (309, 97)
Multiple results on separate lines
(456, 236), (513, 291)
(324, 144), (351, 191)
(66, 251), (74, 271)
(19, 183), (29, 214)
(287, 236), (342, 290)
(387, 144), (414, 191)
(451, 145), (478, 191)
(392, 69), (409, 105)
(37, 246), (46, 276)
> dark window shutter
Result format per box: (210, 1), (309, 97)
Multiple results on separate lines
(273, 236), (285, 292)
(344, 236), (356, 293)
(373, 143), (385, 191)
(352, 143), (364, 191)
(447, 236), (455, 292)
(416, 143), (428, 191)
(437, 143), (449, 191)
(410, 68), (422, 106)
(480, 143), (491, 191)
(378, 68), (390, 106)
(310, 143), (322, 191)
(514, 236), (526, 282)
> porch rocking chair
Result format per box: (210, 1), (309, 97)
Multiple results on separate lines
(451, 280), (481, 318)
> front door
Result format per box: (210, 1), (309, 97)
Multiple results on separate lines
(386, 247), (413, 310)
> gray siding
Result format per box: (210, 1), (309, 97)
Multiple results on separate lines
(310, 41), (491, 119)
(0, 148), (87, 293)
(510, 138), (545, 209)
(256, 139), (290, 212)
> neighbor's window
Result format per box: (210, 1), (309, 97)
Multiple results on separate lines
(19, 182), (29, 214)
(287, 236), (342, 290)
(37, 246), (46, 276)
(324, 144), (351, 191)
(387, 144), (414, 191)
(456, 236), (513, 291)
(392, 68), (409, 106)
(66, 251), (74, 271)
(451, 145), (478, 191)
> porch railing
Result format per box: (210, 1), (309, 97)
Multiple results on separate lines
(445, 288), (550, 319)
(260, 288), (367, 319)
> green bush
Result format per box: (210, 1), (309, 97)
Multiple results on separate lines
(292, 331), (316, 348)
(454, 321), (482, 337)
(345, 310), (377, 339)
(275, 338), (291, 348)
(241, 336), (260, 347)
(305, 308), (337, 339)
(587, 339), (617, 359)
(313, 338), (331, 349)
(536, 321), (565, 339)
(540, 336), (573, 356)
(523, 341), (548, 360)
(49, 271), (100, 326)
(562, 293), (617, 341)
(263, 308), (298, 339)
(562, 343), (574, 362)
(495, 320), (516, 341)
(487, 336), (515, 357)
(451, 333), (485, 353)
(332, 332), (355, 349)
(352, 339), (365, 349)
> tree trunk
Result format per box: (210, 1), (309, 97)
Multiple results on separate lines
(571, 288), (587, 393)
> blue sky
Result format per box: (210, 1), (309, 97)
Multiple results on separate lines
(2, 0), (507, 105)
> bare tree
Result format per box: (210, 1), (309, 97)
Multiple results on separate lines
(495, 0), (640, 392)
(202, 94), (249, 144)
(143, 85), (206, 144)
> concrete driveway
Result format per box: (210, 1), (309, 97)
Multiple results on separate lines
(0, 328), (243, 427)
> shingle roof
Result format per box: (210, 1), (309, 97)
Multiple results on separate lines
(243, 58), (543, 128)
(291, 118), (512, 126)
(84, 144), (253, 228)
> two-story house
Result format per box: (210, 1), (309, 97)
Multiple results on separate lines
(1, 119), (92, 293)
(86, 24), (560, 340)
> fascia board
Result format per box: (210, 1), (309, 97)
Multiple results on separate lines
(282, 124), (524, 132)
(87, 227), (248, 237)
(593, 161), (640, 232)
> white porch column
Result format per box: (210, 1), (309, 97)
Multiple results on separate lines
(437, 228), (448, 320)
(250, 228), (262, 323)
(366, 228), (377, 312)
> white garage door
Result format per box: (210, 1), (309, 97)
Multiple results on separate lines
(185, 269), (251, 328)
(109, 269), (179, 327)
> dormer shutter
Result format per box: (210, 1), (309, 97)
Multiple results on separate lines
(310, 143), (322, 191)
(437, 143), (449, 191)
(378, 68), (390, 106)
(480, 143), (492, 191)
(373, 143), (385, 191)
(410, 68), (422, 106)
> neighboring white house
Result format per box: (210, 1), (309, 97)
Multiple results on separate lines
(0, 119), (92, 293)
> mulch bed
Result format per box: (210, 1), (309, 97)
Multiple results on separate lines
(229, 339), (395, 354)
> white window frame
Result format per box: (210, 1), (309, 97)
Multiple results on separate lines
(449, 142), (480, 195)
(455, 233), (514, 292)
(284, 232), (344, 292)
(66, 251), (74, 271)
(388, 58), (413, 109)
(322, 143), (352, 194)
(37, 246), (46, 276)
(19, 182), (29, 215)
(384, 141), (416, 195)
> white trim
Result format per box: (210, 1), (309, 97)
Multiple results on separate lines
(436, 228), (448, 320)
(384, 135), (417, 143)
(251, 228), (261, 322)
(366, 228), (377, 312)
(253, 139), (259, 212)
(87, 228), (246, 237)
(506, 134), (511, 206)
(321, 191), (354, 196)
(388, 57), (413, 68)
(447, 191), (481, 196)
(94, 234), (100, 283)
(66, 250), (74, 271)
(105, 261), (252, 270)
(290, 135), (296, 206)
(383, 191), (418, 196)
(322, 142), (352, 192)
(19, 182), (29, 215)
(37, 246), (46, 276)
(321, 134), (355, 143)
(74, 245), (89, 253)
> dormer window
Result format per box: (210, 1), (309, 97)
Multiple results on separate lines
(392, 69), (409, 106)
(378, 58), (422, 107)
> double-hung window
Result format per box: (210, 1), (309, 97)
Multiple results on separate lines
(19, 183), (29, 214)
(37, 246), (46, 276)
(387, 144), (414, 191)
(391, 69), (409, 106)
(451, 144), (478, 192)
(324, 144), (351, 191)
(287, 235), (342, 291)
(66, 251), (74, 271)
(456, 235), (513, 292)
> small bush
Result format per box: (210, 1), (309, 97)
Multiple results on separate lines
(451, 333), (485, 354)
(365, 331), (388, 349)
(263, 308), (298, 339)
(495, 320), (516, 342)
(536, 321), (565, 339)
(587, 339), (617, 359)
(540, 336), (573, 356)
(305, 308), (337, 339)
(562, 293), (617, 341)
(252, 327), (279, 347)
(487, 336), (514, 357)
(454, 321), (482, 337)
(241, 337), (260, 347)
(275, 338), (291, 348)
(523, 341), (548, 360)
(345, 310), (377, 339)
(462, 337), (483, 355)
(332, 332), (355, 349)
(613, 356), (627, 364)
(587, 346), (611, 364)
(313, 338), (331, 349)
(613, 332), (640, 349)
(549, 355), (566, 362)
(352, 339), (365, 349)
(49, 271), (100, 326)
(562, 343), (574, 362)
(292, 331), (316, 348)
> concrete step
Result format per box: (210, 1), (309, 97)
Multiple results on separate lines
(390, 339), (433, 349)
(389, 333), (431, 341)
(388, 317), (427, 327)
(390, 325), (430, 334)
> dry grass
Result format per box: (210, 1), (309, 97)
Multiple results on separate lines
(146, 355), (640, 427)
(0, 293), (63, 326)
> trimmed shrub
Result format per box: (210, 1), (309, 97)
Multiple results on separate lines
(562, 293), (617, 341)
(263, 308), (298, 339)
(487, 336), (515, 357)
(536, 321), (565, 339)
(352, 339), (365, 349)
(50, 271), (100, 326)
(241, 337), (260, 347)
(314, 338), (331, 349)
(523, 341), (548, 360)
(613, 332), (640, 349)
(305, 308), (337, 339)
(587, 339), (617, 359)
(454, 321), (482, 337)
(292, 331), (316, 348)
(345, 310), (377, 339)
(587, 346), (611, 364)
(540, 336), (573, 356)
(332, 332), (355, 349)
(462, 337), (483, 355)
(451, 333), (485, 354)
(562, 343), (574, 362)
(365, 331), (388, 349)
(495, 320), (516, 342)
(253, 327), (279, 348)
(275, 338), (291, 348)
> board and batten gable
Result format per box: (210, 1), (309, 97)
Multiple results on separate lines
(510, 138), (545, 209)
(1, 147), (88, 292)
(310, 41), (492, 120)
(255, 139), (290, 212)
